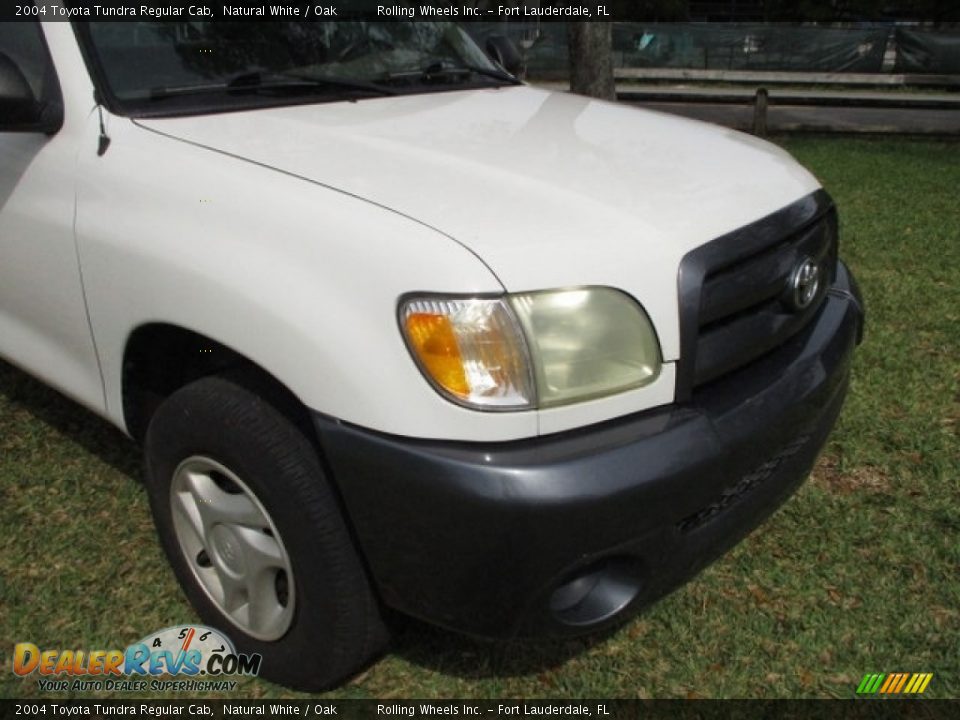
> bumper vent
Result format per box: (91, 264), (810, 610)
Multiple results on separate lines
(677, 433), (810, 534)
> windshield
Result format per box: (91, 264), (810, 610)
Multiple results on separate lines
(76, 17), (513, 116)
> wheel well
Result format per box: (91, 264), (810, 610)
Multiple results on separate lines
(122, 324), (308, 443)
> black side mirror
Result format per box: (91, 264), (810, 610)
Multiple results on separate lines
(0, 51), (62, 134)
(485, 35), (524, 78)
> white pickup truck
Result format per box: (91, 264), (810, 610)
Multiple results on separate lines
(1, 16), (863, 690)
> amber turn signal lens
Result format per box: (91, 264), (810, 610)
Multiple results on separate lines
(400, 297), (535, 409)
(403, 313), (470, 398)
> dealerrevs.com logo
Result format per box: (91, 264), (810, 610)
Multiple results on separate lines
(13, 625), (261, 692)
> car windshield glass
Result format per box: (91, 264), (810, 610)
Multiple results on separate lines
(76, 12), (514, 115)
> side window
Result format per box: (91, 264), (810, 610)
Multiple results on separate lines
(0, 21), (57, 100)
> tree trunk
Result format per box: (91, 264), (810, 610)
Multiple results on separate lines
(567, 23), (615, 101)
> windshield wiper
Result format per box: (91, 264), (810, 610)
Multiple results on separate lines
(454, 64), (522, 84)
(149, 71), (396, 101)
(384, 62), (520, 86)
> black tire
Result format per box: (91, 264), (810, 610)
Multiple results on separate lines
(143, 374), (388, 691)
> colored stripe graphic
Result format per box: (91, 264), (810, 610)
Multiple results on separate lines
(904, 674), (921, 694)
(857, 672), (932, 695)
(856, 673), (885, 694)
(879, 674), (896, 693)
(893, 673), (909, 693)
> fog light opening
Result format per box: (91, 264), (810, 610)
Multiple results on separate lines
(548, 558), (644, 628)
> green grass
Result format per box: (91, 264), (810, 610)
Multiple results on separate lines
(1, 137), (958, 700)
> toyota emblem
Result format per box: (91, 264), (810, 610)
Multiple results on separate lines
(789, 258), (821, 311)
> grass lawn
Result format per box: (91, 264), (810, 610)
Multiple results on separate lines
(1, 137), (958, 700)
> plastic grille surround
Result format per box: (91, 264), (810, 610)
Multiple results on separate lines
(677, 190), (838, 398)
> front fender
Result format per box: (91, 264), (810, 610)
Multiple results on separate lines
(76, 117), (538, 441)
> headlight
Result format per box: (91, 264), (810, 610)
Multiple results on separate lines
(400, 288), (661, 410)
(509, 288), (661, 407)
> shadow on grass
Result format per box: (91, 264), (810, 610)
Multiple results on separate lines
(1, 358), (609, 681)
(0, 358), (140, 479)
(388, 615), (618, 680)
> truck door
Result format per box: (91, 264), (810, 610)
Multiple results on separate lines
(0, 21), (104, 412)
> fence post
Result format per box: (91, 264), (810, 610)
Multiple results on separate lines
(753, 87), (769, 137)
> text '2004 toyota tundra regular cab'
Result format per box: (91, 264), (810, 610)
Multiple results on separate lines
(0, 17), (864, 689)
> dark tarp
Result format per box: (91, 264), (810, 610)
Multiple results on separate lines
(895, 28), (960, 73)
(614, 23), (889, 72)
(465, 22), (895, 78)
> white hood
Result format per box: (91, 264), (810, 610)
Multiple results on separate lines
(136, 85), (820, 359)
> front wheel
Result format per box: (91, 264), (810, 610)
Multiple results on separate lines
(143, 374), (388, 690)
